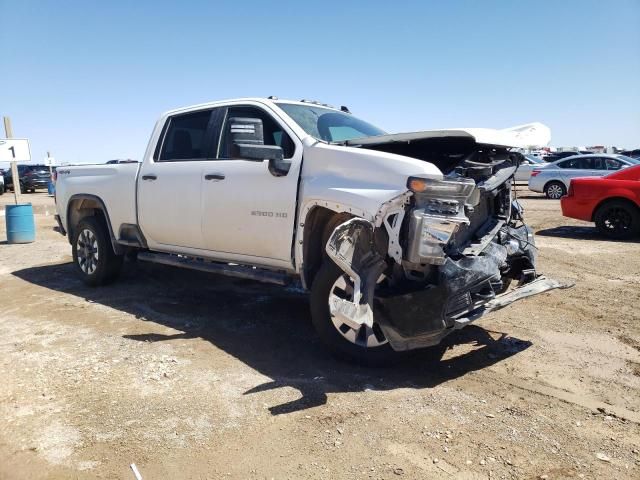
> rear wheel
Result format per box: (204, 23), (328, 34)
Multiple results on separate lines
(545, 181), (566, 199)
(72, 217), (123, 286)
(594, 200), (640, 239)
(310, 260), (398, 366)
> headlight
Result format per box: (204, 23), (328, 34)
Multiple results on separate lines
(407, 176), (476, 196)
(405, 176), (477, 265)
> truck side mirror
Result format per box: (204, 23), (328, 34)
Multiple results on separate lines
(228, 117), (290, 176)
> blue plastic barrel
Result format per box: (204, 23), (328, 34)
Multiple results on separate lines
(47, 181), (55, 196)
(5, 203), (36, 244)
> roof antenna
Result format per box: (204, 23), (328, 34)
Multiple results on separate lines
(268, 95), (278, 100)
(340, 106), (351, 114)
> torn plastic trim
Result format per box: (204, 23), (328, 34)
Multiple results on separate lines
(325, 217), (387, 330)
(374, 191), (412, 264)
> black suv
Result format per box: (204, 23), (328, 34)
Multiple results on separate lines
(4, 164), (52, 193)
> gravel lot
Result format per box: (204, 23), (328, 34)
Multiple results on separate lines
(1, 190), (639, 479)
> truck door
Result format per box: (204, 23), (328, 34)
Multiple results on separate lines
(138, 108), (219, 251)
(200, 104), (301, 266)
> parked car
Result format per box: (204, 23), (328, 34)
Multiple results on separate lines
(543, 151), (591, 163)
(4, 164), (52, 193)
(0, 170), (4, 195)
(54, 97), (567, 364)
(528, 154), (640, 199)
(514, 154), (547, 182)
(561, 164), (640, 239)
(619, 149), (640, 159)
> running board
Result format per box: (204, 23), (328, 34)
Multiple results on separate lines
(137, 252), (291, 286)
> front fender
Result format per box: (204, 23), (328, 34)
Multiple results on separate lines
(295, 189), (411, 281)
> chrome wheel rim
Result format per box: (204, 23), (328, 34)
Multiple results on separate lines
(547, 184), (564, 199)
(76, 228), (99, 274)
(328, 274), (388, 348)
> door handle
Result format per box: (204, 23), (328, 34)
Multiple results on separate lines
(142, 174), (157, 181)
(204, 173), (225, 181)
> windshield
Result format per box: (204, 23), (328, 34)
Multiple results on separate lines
(616, 154), (640, 164)
(276, 103), (386, 142)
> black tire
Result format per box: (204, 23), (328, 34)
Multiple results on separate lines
(310, 259), (399, 366)
(72, 216), (123, 286)
(544, 181), (566, 199)
(0, 184), (4, 195)
(594, 200), (640, 240)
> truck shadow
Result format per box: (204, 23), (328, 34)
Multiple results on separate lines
(13, 261), (532, 415)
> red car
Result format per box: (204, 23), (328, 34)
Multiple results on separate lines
(561, 164), (640, 239)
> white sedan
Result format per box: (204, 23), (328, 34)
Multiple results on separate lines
(514, 155), (547, 182)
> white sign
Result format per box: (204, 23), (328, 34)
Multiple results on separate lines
(45, 156), (56, 166)
(0, 138), (31, 162)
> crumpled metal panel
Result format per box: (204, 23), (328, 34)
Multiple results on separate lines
(325, 218), (387, 327)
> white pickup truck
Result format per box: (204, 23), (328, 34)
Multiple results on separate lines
(54, 97), (567, 364)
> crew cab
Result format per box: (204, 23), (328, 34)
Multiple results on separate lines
(54, 98), (568, 364)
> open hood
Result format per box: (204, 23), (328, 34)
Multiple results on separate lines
(345, 122), (551, 150)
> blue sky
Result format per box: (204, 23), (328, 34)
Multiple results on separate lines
(1, 0), (639, 166)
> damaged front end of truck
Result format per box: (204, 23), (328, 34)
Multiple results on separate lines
(326, 135), (570, 352)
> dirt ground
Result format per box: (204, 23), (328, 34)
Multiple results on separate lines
(0, 189), (639, 480)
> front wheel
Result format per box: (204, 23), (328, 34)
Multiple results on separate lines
(72, 217), (124, 286)
(594, 200), (640, 239)
(310, 260), (398, 365)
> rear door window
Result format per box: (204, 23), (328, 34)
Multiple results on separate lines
(591, 157), (607, 170)
(159, 110), (215, 161)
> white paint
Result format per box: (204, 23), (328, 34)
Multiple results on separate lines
(55, 97), (548, 278)
(130, 463), (143, 480)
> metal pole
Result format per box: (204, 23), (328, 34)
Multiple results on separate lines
(47, 151), (52, 175)
(3, 116), (20, 204)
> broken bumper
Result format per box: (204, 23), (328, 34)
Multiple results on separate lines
(376, 272), (570, 351)
(325, 209), (572, 353)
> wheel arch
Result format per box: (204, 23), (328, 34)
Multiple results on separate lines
(591, 196), (640, 222)
(300, 206), (353, 290)
(67, 194), (123, 254)
(543, 179), (567, 193)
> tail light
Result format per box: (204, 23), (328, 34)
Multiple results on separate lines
(531, 170), (541, 177)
